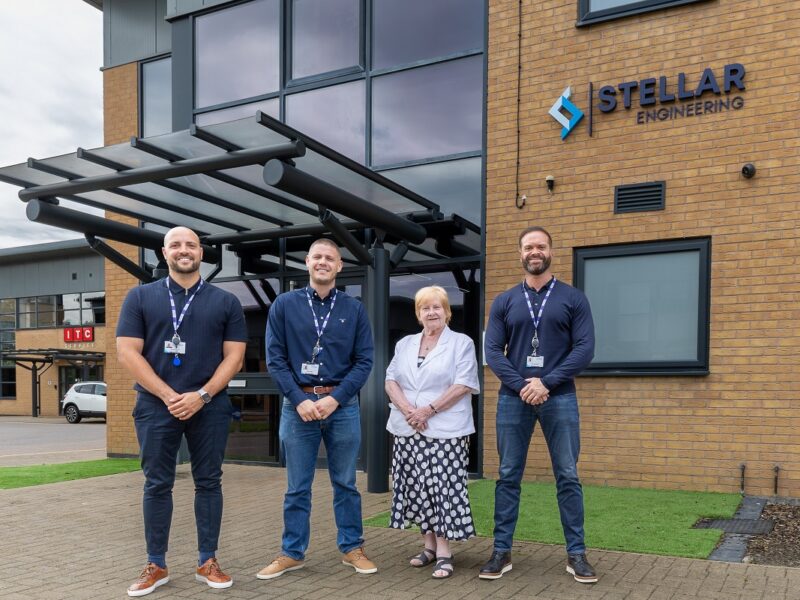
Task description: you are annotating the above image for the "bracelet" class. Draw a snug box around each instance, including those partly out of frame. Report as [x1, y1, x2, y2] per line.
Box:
[430, 404, 438, 414]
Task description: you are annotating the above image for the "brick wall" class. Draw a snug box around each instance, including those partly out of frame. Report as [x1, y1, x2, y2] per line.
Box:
[103, 62, 141, 456]
[485, 0, 800, 496]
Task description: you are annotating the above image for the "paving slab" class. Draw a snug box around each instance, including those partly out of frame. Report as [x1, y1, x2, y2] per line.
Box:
[0, 464, 798, 599]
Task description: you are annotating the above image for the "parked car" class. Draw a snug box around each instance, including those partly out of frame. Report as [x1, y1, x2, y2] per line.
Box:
[62, 381, 107, 423]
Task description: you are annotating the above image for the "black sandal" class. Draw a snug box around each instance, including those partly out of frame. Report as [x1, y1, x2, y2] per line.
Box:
[409, 548, 436, 567]
[432, 556, 454, 579]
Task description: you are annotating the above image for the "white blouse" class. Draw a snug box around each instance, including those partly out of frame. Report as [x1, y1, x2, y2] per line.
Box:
[385, 326, 479, 439]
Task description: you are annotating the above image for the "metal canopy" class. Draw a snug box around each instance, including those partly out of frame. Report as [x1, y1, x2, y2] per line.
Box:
[0, 112, 480, 271]
[2, 348, 106, 364]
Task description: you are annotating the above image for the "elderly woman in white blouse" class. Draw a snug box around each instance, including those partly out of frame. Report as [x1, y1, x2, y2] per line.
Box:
[385, 285, 480, 579]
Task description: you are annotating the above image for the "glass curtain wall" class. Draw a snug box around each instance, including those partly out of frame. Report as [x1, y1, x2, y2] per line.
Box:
[192, 0, 486, 226]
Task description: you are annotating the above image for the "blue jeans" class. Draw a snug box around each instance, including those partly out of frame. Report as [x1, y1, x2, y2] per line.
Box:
[133, 392, 232, 558]
[279, 398, 363, 560]
[494, 393, 585, 554]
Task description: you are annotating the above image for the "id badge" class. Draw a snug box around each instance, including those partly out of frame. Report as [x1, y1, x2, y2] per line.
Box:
[301, 362, 320, 376]
[526, 355, 544, 368]
[164, 340, 186, 354]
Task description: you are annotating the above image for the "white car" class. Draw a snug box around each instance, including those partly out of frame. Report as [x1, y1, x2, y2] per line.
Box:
[61, 381, 107, 423]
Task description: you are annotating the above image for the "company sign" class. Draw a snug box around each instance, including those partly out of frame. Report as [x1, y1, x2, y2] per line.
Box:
[64, 326, 94, 343]
[549, 63, 746, 139]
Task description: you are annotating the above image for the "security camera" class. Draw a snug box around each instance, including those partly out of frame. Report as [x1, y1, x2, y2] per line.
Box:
[545, 175, 555, 193]
[741, 163, 756, 179]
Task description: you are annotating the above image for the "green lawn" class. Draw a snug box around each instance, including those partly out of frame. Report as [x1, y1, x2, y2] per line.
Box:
[364, 479, 741, 558]
[0, 459, 141, 490]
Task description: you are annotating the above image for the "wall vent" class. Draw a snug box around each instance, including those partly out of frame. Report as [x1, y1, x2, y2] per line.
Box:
[614, 181, 665, 214]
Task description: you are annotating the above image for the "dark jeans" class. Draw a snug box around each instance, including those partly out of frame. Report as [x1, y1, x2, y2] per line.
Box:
[279, 398, 363, 560]
[133, 392, 232, 557]
[494, 392, 585, 554]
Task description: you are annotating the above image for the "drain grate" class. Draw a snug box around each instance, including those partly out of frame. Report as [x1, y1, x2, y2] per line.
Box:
[694, 518, 774, 535]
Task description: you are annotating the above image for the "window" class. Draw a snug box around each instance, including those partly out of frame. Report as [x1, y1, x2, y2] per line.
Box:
[290, 0, 360, 81]
[574, 238, 710, 375]
[577, 0, 708, 26]
[286, 80, 365, 163]
[82, 292, 106, 325]
[141, 57, 172, 137]
[195, 0, 280, 109]
[0, 299, 15, 398]
[59, 294, 82, 326]
[372, 0, 483, 70]
[18, 297, 37, 329]
[371, 56, 483, 166]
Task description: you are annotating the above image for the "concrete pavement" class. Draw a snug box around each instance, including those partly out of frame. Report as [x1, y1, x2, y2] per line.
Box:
[0, 416, 106, 466]
[0, 464, 798, 600]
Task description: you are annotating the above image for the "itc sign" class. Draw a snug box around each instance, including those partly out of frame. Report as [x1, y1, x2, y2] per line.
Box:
[64, 327, 94, 343]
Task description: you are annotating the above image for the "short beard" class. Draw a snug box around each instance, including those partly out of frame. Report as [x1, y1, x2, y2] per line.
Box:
[168, 259, 199, 274]
[522, 255, 551, 276]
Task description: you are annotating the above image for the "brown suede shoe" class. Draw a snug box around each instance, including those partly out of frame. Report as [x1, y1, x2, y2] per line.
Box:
[196, 557, 233, 589]
[127, 563, 169, 597]
[256, 555, 305, 580]
[342, 547, 378, 574]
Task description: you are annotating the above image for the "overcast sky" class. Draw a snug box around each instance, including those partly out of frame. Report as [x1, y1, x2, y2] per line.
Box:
[0, 1, 103, 249]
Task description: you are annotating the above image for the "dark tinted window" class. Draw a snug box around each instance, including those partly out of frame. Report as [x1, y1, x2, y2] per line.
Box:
[372, 56, 483, 165]
[373, 0, 483, 70]
[142, 57, 172, 137]
[286, 80, 366, 163]
[195, 0, 280, 108]
[291, 0, 360, 80]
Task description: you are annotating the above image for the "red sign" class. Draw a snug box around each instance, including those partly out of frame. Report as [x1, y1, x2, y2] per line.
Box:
[63, 327, 94, 343]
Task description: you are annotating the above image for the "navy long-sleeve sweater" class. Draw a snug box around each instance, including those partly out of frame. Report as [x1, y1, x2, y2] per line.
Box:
[485, 278, 595, 398]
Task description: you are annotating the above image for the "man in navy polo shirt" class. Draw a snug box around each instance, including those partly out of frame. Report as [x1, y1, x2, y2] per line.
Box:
[117, 226, 247, 597]
[481, 226, 597, 584]
[258, 238, 375, 580]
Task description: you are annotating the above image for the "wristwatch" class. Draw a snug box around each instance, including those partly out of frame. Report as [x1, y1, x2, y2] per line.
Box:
[198, 388, 212, 404]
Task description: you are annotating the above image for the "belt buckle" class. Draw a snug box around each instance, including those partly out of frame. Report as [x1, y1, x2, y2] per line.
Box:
[313, 385, 325, 397]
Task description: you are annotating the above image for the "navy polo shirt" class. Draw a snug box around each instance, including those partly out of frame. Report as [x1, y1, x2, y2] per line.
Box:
[266, 287, 373, 407]
[485, 278, 595, 398]
[116, 276, 248, 395]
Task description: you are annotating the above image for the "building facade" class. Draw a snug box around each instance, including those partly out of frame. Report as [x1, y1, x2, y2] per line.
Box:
[0, 240, 106, 416]
[42, 0, 800, 495]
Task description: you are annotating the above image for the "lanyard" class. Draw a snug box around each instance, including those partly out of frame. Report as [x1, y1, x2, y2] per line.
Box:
[305, 287, 337, 360]
[522, 278, 556, 353]
[166, 278, 203, 341]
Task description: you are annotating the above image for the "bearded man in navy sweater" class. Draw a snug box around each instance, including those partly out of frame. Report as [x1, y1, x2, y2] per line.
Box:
[480, 226, 598, 584]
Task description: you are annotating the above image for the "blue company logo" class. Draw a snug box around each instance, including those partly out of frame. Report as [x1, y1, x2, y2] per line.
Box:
[549, 87, 584, 140]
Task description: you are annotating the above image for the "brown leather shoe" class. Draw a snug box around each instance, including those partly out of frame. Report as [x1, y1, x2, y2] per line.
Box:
[196, 557, 233, 589]
[127, 563, 169, 597]
[256, 555, 305, 580]
[342, 547, 378, 574]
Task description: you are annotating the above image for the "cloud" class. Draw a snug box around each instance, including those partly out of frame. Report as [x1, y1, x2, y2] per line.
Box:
[0, 1, 103, 249]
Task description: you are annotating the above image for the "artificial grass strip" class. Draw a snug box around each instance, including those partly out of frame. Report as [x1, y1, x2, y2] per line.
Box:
[0, 459, 141, 490]
[365, 479, 741, 559]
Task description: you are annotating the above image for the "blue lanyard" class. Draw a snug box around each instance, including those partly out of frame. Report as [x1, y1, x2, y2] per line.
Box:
[305, 288, 337, 360]
[166, 278, 203, 342]
[522, 278, 556, 352]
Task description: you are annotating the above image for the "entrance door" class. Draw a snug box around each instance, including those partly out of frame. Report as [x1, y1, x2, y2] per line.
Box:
[58, 366, 80, 415]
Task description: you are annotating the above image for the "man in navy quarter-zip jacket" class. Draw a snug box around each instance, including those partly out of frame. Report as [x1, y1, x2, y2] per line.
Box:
[480, 225, 598, 584]
[117, 226, 247, 597]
